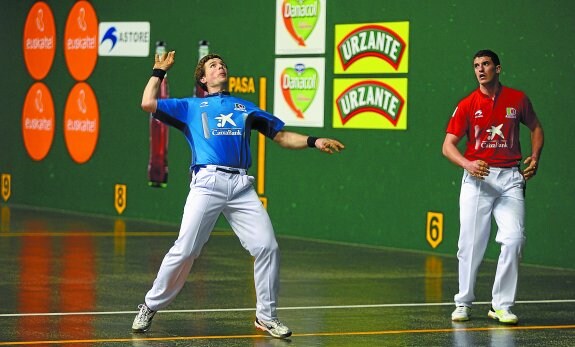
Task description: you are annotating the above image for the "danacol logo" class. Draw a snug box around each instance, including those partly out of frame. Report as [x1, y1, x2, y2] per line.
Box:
[281, 63, 318, 118]
[281, 0, 320, 46]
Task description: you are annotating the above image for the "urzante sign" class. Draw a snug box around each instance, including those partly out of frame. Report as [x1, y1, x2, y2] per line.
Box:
[334, 21, 409, 74]
[273, 58, 325, 127]
[333, 78, 408, 130]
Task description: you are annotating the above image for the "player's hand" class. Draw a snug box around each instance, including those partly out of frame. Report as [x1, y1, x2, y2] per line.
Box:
[154, 50, 175, 71]
[521, 156, 538, 181]
[315, 138, 345, 154]
[466, 160, 490, 180]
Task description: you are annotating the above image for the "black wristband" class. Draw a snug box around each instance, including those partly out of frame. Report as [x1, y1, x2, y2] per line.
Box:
[307, 136, 318, 148]
[152, 68, 166, 81]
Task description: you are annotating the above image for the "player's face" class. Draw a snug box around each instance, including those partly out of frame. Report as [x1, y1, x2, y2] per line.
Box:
[473, 56, 500, 86]
[201, 58, 228, 92]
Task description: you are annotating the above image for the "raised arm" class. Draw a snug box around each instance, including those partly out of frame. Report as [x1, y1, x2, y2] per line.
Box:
[273, 130, 345, 154]
[141, 51, 176, 113]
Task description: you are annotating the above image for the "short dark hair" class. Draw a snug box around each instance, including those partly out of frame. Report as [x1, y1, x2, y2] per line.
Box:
[473, 49, 500, 66]
[195, 53, 225, 91]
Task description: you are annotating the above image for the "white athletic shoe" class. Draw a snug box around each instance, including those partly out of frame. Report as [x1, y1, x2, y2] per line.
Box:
[488, 307, 518, 324]
[132, 304, 156, 333]
[254, 318, 292, 339]
[451, 306, 471, 321]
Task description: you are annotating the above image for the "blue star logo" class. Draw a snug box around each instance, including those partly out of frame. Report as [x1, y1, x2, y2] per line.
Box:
[101, 27, 117, 52]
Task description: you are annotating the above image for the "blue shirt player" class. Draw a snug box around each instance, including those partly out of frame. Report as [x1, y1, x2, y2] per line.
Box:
[132, 51, 345, 339]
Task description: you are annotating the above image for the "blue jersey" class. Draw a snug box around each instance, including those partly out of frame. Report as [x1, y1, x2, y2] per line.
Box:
[155, 92, 285, 170]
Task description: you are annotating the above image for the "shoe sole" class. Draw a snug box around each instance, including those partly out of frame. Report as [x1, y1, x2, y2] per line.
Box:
[254, 320, 292, 339]
[451, 316, 470, 322]
[488, 311, 518, 325]
[132, 326, 151, 333]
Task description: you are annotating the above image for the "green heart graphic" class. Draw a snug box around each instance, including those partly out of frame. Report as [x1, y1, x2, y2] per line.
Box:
[281, 66, 318, 117]
[283, 0, 320, 45]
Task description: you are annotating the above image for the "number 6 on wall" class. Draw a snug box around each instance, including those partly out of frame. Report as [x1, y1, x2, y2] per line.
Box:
[426, 211, 443, 249]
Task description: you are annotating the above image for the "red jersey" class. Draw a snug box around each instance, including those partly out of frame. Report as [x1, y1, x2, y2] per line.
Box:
[446, 85, 538, 167]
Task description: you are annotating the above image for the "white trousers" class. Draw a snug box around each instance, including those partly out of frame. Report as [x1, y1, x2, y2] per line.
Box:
[145, 165, 280, 321]
[455, 167, 526, 310]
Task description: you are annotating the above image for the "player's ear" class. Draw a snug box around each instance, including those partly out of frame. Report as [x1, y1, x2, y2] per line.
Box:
[495, 65, 501, 74]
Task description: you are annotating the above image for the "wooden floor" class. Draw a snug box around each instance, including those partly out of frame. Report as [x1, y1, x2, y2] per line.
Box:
[0, 205, 574, 346]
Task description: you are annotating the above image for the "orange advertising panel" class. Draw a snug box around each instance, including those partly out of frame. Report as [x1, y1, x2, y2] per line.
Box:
[23, 2, 56, 80]
[333, 78, 408, 130]
[64, 83, 99, 164]
[64, 1, 98, 81]
[22, 82, 55, 161]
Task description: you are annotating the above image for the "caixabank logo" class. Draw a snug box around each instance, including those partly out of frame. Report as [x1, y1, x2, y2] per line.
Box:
[334, 22, 409, 74]
[333, 78, 408, 130]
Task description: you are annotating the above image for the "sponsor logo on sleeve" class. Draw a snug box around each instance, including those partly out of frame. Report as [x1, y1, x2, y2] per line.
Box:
[505, 107, 517, 118]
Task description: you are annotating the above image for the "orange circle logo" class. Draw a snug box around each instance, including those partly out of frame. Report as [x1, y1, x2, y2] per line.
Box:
[64, 83, 99, 164]
[23, 2, 56, 80]
[22, 82, 55, 161]
[64, 1, 98, 81]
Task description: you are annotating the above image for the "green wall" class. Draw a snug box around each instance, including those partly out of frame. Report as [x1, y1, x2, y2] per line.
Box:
[1, 0, 574, 269]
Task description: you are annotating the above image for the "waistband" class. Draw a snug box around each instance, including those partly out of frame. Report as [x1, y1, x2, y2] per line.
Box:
[488, 166, 520, 171]
[192, 165, 246, 175]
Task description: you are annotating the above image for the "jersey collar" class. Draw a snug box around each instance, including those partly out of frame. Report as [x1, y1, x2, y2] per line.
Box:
[205, 91, 230, 98]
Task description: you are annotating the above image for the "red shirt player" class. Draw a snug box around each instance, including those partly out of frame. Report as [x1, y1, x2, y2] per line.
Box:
[443, 50, 544, 325]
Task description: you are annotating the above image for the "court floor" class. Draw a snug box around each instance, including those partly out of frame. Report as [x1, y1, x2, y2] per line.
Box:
[0, 205, 574, 346]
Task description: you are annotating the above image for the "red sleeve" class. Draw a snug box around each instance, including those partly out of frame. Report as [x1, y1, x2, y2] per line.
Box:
[521, 95, 538, 130]
[446, 100, 469, 138]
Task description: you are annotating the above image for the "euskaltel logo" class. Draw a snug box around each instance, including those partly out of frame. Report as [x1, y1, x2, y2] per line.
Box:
[337, 24, 406, 71]
[64, 1, 98, 81]
[280, 63, 318, 119]
[281, 0, 320, 46]
[23, 1, 56, 80]
[336, 80, 404, 126]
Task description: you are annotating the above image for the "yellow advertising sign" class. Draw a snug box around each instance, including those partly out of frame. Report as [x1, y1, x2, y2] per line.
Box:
[333, 78, 408, 129]
[114, 184, 127, 215]
[228, 76, 256, 94]
[334, 21, 409, 74]
[426, 211, 444, 249]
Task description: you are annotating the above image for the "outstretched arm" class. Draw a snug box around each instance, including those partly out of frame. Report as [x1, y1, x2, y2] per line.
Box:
[141, 51, 176, 113]
[273, 130, 345, 154]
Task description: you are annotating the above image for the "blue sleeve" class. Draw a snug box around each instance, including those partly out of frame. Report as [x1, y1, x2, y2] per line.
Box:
[154, 98, 192, 131]
[249, 108, 285, 139]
